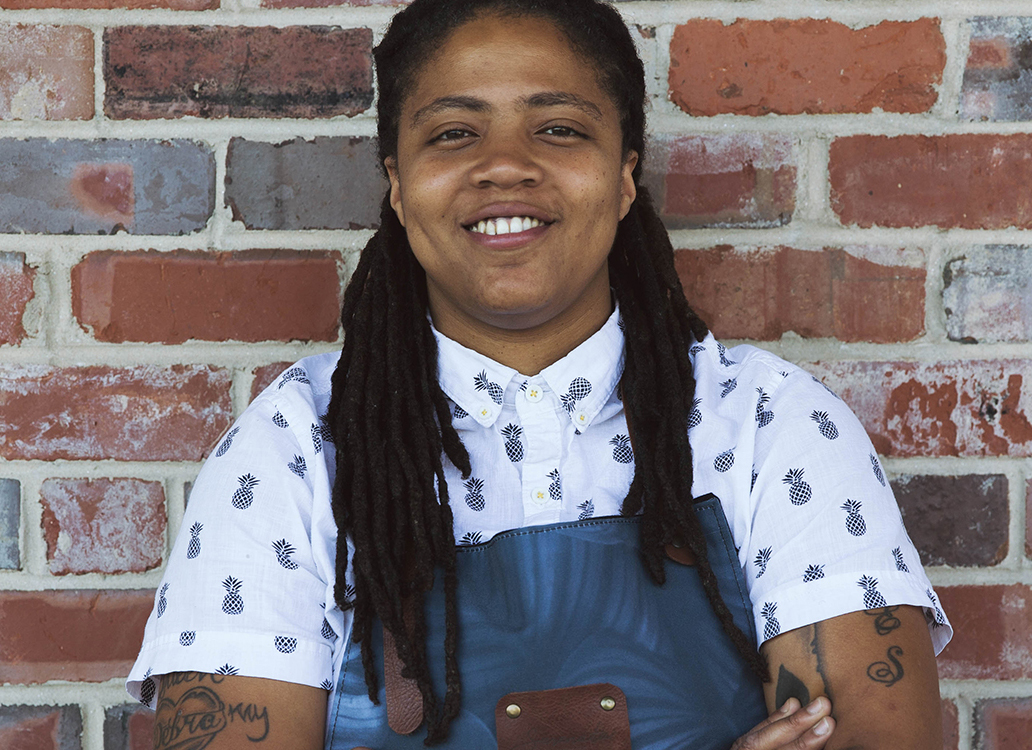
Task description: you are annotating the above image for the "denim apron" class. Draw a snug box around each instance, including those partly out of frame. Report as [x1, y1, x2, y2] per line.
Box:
[326, 495, 768, 749]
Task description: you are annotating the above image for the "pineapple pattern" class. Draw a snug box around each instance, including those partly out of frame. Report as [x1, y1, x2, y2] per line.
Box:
[318, 414, 333, 443]
[216, 427, 240, 457]
[803, 564, 825, 582]
[459, 531, 483, 545]
[926, 589, 947, 628]
[187, 523, 202, 559]
[810, 410, 840, 440]
[714, 448, 735, 473]
[858, 575, 888, 609]
[870, 453, 886, 486]
[321, 679, 334, 691]
[687, 398, 703, 429]
[453, 404, 469, 419]
[689, 344, 706, 356]
[311, 424, 323, 454]
[180, 631, 196, 646]
[560, 377, 592, 413]
[501, 424, 524, 462]
[272, 411, 289, 428]
[231, 474, 259, 509]
[321, 617, 339, 642]
[140, 669, 156, 705]
[578, 499, 595, 520]
[274, 636, 297, 654]
[464, 477, 486, 512]
[761, 602, 780, 639]
[717, 342, 736, 367]
[548, 469, 562, 502]
[222, 576, 244, 615]
[841, 500, 867, 536]
[754, 547, 772, 578]
[720, 378, 737, 398]
[893, 547, 909, 573]
[157, 583, 169, 618]
[474, 371, 504, 405]
[287, 455, 307, 478]
[610, 434, 633, 464]
[216, 664, 239, 676]
[278, 367, 310, 388]
[755, 388, 774, 427]
[273, 539, 299, 570]
[782, 469, 812, 506]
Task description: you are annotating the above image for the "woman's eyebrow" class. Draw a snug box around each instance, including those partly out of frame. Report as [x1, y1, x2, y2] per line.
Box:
[411, 95, 490, 126]
[409, 91, 604, 126]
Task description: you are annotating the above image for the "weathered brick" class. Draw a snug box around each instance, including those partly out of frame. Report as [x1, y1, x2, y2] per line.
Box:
[0, 25, 93, 120]
[935, 585, 1032, 680]
[943, 699, 959, 750]
[0, 479, 19, 570]
[0, 590, 152, 683]
[1026, 478, 1032, 559]
[976, 697, 1032, 749]
[669, 19, 944, 116]
[0, 252, 35, 345]
[891, 474, 1008, 566]
[263, 0, 403, 6]
[1, 0, 211, 6]
[72, 250, 342, 344]
[0, 365, 232, 461]
[804, 360, 1032, 457]
[962, 18, 1032, 122]
[251, 362, 294, 402]
[104, 26, 373, 120]
[41, 478, 165, 575]
[0, 139, 214, 235]
[0, 705, 82, 749]
[226, 137, 384, 230]
[675, 245, 924, 342]
[104, 704, 155, 750]
[643, 134, 796, 229]
[830, 135, 1032, 229]
[943, 246, 1032, 343]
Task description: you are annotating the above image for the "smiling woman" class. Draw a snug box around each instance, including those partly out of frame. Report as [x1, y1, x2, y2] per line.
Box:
[127, 1, 951, 749]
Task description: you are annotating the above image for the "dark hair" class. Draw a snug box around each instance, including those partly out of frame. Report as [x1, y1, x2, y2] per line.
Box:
[327, 0, 767, 743]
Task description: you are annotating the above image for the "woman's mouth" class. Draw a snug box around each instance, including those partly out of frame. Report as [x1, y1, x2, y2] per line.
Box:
[467, 216, 547, 235]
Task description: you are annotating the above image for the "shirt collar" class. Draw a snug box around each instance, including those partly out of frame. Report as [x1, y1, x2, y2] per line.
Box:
[432, 305, 625, 430]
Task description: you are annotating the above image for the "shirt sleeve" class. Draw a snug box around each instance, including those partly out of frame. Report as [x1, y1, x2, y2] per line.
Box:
[126, 366, 351, 706]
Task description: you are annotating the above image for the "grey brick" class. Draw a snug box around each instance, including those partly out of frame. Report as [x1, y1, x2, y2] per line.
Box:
[962, 17, 1032, 122]
[104, 704, 154, 750]
[0, 705, 82, 749]
[0, 478, 18, 570]
[943, 245, 1032, 343]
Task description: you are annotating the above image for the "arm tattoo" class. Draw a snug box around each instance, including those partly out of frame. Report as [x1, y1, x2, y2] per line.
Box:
[809, 624, 832, 702]
[155, 684, 271, 749]
[774, 664, 810, 710]
[866, 645, 904, 687]
[864, 606, 901, 636]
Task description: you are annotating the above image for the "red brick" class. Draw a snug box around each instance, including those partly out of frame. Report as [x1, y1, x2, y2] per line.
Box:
[72, 249, 342, 344]
[104, 26, 373, 120]
[942, 699, 959, 750]
[0, 705, 82, 749]
[976, 698, 1032, 749]
[0, 252, 35, 345]
[643, 134, 796, 228]
[675, 245, 924, 342]
[1, 0, 212, 6]
[0, 25, 93, 120]
[0, 365, 232, 461]
[804, 360, 1032, 457]
[0, 590, 152, 683]
[105, 704, 155, 750]
[251, 362, 294, 402]
[830, 135, 1032, 229]
[936, 585, 1032, 680]
[40, 478, 165, 575]
[669, 19, 944, 116]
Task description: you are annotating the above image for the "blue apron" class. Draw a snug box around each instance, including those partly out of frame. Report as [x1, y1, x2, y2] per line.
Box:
[327, 495, 768, 749]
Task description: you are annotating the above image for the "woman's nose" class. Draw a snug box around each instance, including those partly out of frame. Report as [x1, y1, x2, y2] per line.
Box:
[468, 136, 544, 189]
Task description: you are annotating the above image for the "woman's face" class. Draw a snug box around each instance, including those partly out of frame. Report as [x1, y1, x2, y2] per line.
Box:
[386, 12, 637, 341]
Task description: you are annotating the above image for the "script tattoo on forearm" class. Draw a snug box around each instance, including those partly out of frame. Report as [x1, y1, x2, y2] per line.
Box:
[866, 645, 904, 687]
[154, 684, 271, 749]
[864, 606, 902, 636]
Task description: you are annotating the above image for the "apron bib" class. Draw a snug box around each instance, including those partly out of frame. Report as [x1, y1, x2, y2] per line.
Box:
[327, 494, 767, 749]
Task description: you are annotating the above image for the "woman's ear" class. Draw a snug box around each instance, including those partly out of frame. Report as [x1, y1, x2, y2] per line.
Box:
[384, 157, 406, 227]
[619, 150, 638, 220]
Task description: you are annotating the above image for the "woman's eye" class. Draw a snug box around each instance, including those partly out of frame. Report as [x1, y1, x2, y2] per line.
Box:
[433, 129, 474, 143]
[541, 125, 583, 138]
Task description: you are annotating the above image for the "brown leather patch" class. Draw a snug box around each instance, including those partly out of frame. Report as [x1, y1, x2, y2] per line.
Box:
[496, 683, 631, 750]
[383, 625, 424, 735]
[665, 543, 697, 566]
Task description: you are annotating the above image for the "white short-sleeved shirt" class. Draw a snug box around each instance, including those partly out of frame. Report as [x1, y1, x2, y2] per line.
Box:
[127, 308, 952, 711]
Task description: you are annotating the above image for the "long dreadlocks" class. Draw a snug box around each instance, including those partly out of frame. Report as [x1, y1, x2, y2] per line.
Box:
[326, 0, 769, 743]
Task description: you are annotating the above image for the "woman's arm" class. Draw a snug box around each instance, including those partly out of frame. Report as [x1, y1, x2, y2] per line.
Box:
[153, 672, 327, 750]
[759, 605, 943, 750]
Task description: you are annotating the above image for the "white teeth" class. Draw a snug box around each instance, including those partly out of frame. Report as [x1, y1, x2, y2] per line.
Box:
[469, 216, 543, 235]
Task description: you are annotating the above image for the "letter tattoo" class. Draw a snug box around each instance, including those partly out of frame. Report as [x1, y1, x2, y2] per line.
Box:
[865, 606, 902, 636]
[867, 645, 904, 687]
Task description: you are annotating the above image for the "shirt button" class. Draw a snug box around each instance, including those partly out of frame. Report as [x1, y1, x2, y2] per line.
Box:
[525, 385, 544, 403]
[573, 410, 590, 428]
[475, 404, 498, 424]
[531, 487, 548, 505]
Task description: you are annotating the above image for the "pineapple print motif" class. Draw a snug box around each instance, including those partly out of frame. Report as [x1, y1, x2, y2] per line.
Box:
[687, 398, 702, 430]
[926, 589, 947, 628]
[156, 584, 169, 618]
[140, 669, 156, 705]
[560, 377, 592, 413]
[474, 371, 504, 405]
[717, 343, 736, 367]
[720, 378, 737, 398]
[610, 434, 633, 464]
[453, 404, 469, 420]
[751, 469, 758, 492]
[222, 576, 244, 615]
[464, 477, 486, 511]
[278, 367, 310, 388]
[274, 636, 297, 654]
[321, 616, 338, 643]
[311, 424, 323, 455]
[232, 474, 259, 509]
[180, 631, 196, 646]
[273, 539, 299, 570]
[811, 410, 839, 440]
[782, 469, 812, 506]
[870, 454, 886, 486]
[714, 448, 735, 473]
[186, 523, 202, 559]
[288, 455, 307, 478]
[689, 344, 705, 356]
[578, 499, 595, 520]
[761, 602, 781, 639]
[318, 414, 333, 444]
[216, 664, 239, 676]
[320, 679, 334, 691]
[273, 411, 289, 428]
[548, 469, 562, 502]
[754, 547, 772, 578]
[893, 547, 909, 573]
[755, 388, 774, 427]
[501, 424, 524, 462]
[216, 427, 240, 457]
[803, 564, 825, 582]
[858, 575, 888, 609]
[841, 500, 867, 536]
[459, 531, 483, 546]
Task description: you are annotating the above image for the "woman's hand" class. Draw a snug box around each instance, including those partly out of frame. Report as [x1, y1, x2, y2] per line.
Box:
[730, 697, 835, 750]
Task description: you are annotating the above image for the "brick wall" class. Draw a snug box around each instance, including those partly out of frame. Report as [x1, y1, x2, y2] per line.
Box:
[0, 1, 1029, 748]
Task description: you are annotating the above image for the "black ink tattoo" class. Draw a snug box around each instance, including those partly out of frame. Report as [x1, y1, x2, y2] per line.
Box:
[809, 624, 833, 702]
[229, 701, 271, 741]
[154, 684, 272, 749]
[162, 671, 226, 689]
[864, 606, 901, 635]
[774, 664, 810, 710]
[867, 645, 904, 687]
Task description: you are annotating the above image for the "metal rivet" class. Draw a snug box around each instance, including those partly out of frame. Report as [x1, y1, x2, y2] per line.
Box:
[671, 536, 685, 549]
[600, 697, 616, 711]
[506, 704, 521, 719]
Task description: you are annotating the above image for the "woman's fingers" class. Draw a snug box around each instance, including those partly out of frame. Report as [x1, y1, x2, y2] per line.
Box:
[731, 697, 835, 750]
